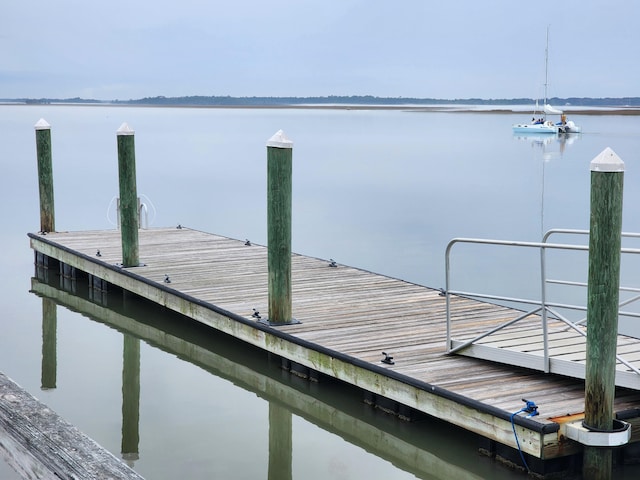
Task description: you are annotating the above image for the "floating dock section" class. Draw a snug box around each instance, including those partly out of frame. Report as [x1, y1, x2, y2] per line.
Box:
[29, 227, 640, 477]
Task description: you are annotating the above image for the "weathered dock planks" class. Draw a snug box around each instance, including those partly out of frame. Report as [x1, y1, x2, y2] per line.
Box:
[0, 372, 144, 479]
[28, 227, 640, 466]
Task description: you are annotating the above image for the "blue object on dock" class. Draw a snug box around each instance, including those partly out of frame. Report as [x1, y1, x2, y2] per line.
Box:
[511, 398, 539, 472]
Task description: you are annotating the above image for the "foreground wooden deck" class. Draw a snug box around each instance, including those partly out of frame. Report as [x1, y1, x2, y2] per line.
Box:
[28, 227, 640, 468]
[0, 371, 143, 479]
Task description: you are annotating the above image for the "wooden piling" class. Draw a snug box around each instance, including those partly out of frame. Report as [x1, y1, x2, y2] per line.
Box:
[583, 147, 625, 480]
[266, 130, 294, 323]
[35, 119, 55, 233]
[116, 123, 140, 267]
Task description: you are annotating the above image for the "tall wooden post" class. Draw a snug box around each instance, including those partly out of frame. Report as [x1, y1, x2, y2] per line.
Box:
[116, 123, 140, 267]
[35, 118, 55, 233]
[583, 147, 624, 480]
[267, 130, 293, 324]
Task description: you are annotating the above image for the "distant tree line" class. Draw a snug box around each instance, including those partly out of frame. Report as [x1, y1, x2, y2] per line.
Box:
[114, 95, 640, 107]
[121, 95, 499, 106]
[5, 95, 640, 107]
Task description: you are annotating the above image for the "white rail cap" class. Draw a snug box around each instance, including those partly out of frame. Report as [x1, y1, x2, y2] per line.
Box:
[117, 122, 135, 135]
[34, 118, 51, 130]
[591, 147, 624, 172]
[266, 129, 293, 148]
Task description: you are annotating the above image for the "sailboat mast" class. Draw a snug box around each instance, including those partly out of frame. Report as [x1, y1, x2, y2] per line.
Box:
[544, 26, 549, 108]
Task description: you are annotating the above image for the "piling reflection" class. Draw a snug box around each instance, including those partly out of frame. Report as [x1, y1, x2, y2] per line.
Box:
[31, 268, 492, 480]
[121, 334, 140, 466]
[268, 403, 292, 480]
[40, 298, 57, 390]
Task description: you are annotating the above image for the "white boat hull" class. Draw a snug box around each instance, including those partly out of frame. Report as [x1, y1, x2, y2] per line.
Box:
[512, 122, 559, 134]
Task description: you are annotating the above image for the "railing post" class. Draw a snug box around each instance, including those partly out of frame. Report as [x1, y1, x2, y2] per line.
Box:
[445, 241, 453, 351]
[583, 147, 624, 480]
[116, 123, 140, 267]
[35, 118, 55, 233]
[540, 241, 550, 372]
[266, 130, 294, 324]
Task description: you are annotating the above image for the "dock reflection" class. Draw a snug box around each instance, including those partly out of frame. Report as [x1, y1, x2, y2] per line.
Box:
[31, 271, 486, 480]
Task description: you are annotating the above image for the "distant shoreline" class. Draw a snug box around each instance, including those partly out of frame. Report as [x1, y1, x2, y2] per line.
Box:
[3, 102, 640, 115]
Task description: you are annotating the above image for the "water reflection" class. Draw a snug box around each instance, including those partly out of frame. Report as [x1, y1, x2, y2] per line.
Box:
[36, 269, 141, 466]
[268, 403, 292, 480]
[513, 132, 581, 162]
[122, 334, 140, 466]
[29, 267, 497, 480]
[40, 298, 57, 389]
[512, 132, 582, 243]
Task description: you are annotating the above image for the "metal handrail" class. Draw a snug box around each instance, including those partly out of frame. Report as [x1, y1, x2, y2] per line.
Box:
[139, 202, 148, 229]
[543, 228, 640, 243]
[445, 232, 640, 375]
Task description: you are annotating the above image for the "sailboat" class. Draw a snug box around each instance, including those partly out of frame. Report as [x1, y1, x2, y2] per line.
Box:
[512, 27, 581, 135]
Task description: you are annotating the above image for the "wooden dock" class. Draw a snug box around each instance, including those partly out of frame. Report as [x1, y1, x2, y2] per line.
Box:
[28, 227, 640, 473]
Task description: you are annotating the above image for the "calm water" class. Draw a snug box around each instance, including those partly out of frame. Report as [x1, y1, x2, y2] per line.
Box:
[2, 105, 640, 479]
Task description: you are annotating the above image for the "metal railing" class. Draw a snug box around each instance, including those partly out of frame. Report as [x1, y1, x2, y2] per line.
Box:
[116, 197, 149, 230]
[444, 230, 640, 375]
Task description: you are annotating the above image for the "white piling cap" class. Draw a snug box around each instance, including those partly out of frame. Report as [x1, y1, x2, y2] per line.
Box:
[591, 147, 624, 172]
[117, 122, 135, 135]
[34, 118, 51, 130]
[266, 129, 293, 148]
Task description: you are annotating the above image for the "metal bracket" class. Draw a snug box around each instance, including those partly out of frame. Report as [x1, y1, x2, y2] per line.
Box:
[564, 419, 631, 447]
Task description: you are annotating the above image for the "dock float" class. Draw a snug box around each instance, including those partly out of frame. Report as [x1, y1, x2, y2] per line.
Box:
[29, 227, 640, 477]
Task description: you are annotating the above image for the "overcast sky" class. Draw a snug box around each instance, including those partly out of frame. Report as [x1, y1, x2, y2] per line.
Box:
[2, 1, 637, 100]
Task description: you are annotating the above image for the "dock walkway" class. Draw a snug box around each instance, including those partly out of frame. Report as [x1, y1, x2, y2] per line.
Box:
[28, 227, 640, 466]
